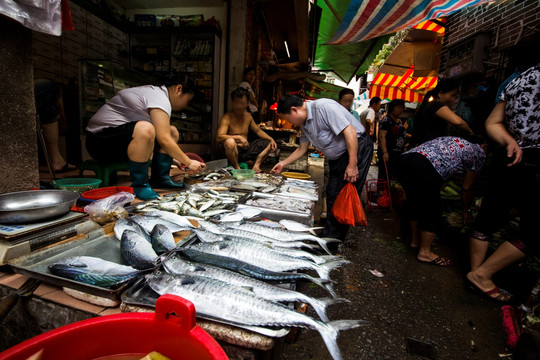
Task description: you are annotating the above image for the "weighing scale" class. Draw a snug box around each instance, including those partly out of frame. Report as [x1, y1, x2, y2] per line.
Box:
[0, 212, 101, 265]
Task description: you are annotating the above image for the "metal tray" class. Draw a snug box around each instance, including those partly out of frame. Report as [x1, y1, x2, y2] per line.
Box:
[8, 229, 136, 300]
[236, 192, 314, 226]
[122, 273, 289, 338]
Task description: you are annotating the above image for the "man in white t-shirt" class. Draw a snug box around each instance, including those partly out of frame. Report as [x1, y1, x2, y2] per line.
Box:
[359, 97, 381, 142]
[85, 75, 205, 200]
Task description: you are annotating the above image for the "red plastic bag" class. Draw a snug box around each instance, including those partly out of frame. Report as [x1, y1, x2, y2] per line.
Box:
[332, 183, 368, 226]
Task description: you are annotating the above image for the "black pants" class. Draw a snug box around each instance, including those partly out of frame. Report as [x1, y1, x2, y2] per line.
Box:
[472, 148, 540, 254]
[398, 152, 443, 233]
[323, 133, 373, 240]
[377, 148, 401, 181]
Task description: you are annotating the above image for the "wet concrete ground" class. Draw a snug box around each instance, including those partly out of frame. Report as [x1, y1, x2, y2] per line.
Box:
[280, 164, 509, 360]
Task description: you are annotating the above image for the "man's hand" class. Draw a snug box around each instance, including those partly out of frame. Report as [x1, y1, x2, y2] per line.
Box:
[237, 136, 249, 148]
[344, 162, 359, 182]
[382, 152, 389, 163]
[270, 162, 285, 174]
[506, 141, 523, 167]
[270, 140, 278, 152]
[187, 160, 206, 172]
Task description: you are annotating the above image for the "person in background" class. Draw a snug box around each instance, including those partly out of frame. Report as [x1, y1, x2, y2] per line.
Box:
[378, 99, 407, 180]
[338, 88, 360, 121]
[238, 67, 260, 124]
[34, 79, 76, 173]
[217, 87, 277, 173]
[359, 97, 381, 143]
[399, 136, 486, 266]
[271, 95, 372, 242]
[412, 79, 474, 146]
[85, 75, 205, 200]
[467, 64, 540, 302]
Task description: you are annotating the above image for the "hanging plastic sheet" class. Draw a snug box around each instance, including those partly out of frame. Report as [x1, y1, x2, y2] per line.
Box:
[0, 0, 62, 35]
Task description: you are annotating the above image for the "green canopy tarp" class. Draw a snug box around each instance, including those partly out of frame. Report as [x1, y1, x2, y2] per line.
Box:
[305, 78, 347, 100]
[314, 0, 391, 83]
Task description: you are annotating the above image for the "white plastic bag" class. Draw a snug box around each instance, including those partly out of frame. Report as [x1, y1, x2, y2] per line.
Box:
[0, 0, 62, 35]
[84, 192, 135, 225]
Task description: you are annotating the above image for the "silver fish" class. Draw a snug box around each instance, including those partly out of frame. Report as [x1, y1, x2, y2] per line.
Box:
[279, 219, 324, 235]
[121, 230, 158, 270]
[226, 222, 340, 255]
[131, 215, 190, 234]
[150, 224, 176, 254]
[163, 255, 348, 322]
[141, 210, 195, 228]
[188, 240, 347, 280]
[202, 209, 232, 217]
[114, 218, 150, 242]
[218, 212, 244, 222]
[260, 185, 277, 193]
[236, 207, 262, 219]
[194, 229, 224, 243]
[49, 256, 139, 288]
[147, 272, 367, 360]
[199, 199, 216, 212]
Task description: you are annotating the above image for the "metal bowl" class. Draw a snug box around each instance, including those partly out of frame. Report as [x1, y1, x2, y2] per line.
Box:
[0, 190, 79, 224]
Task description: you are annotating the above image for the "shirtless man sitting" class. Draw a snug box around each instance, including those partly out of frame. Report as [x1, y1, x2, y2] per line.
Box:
[217, 87, 277, 173]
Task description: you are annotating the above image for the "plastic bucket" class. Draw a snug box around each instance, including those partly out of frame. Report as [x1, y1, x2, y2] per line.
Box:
[0, 295, 228, 360]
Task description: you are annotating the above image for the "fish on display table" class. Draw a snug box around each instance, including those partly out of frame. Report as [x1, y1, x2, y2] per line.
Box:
[178, 248, 334, 293]
[114, 217, 150, 242]
[49, 256, 140, 287]
[147, 272, 367, 360]
[121, 230, 158, 270]
[150, 224, 176, 255]
[162, 255, 347, 322]
[188, 240, 347, 281]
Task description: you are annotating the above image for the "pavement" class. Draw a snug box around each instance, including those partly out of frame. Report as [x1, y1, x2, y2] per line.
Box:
[280, 164, 510, 360]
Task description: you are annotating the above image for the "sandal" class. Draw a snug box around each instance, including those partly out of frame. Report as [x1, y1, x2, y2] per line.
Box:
[466, 279, 512, 303]
[417, 256, 453, 267]
[54, 163, 76, 173]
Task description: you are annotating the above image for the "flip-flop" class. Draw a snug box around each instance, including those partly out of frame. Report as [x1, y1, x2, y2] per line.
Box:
[417, 256, 453, 267]
[465, 279, 512, 303]
[53, 164, 76, 173]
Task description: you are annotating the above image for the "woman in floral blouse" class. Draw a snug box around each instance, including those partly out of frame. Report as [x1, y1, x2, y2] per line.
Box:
[399, 136, 487, 266]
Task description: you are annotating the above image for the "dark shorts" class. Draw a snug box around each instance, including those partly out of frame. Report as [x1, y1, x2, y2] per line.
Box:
[219, 138, 270, 162]
[398, 152, 443, 233]
[86, 122, 139, 163]
[34, 79, 60, 124]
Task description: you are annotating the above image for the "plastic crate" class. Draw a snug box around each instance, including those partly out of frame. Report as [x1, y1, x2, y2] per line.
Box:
[81, 186, 134, 201]
[52, 178, 102, 194]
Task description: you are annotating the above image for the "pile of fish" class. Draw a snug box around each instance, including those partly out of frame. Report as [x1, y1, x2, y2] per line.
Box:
[245, 195, 313, 214]
[144, 219, 365, 360]
[230, 179, 279, 193]
[276, 181, 319, 201]
[135, 190, 244, 219]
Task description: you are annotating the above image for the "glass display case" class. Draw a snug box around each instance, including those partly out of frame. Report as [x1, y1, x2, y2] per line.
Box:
[78, 59, 154, 132]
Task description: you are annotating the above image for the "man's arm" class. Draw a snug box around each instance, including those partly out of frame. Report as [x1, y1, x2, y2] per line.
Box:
[249, 118, 277, 151]
[271, 141, 309, 174]
[343, 124, 359, 182]
[216, 114, 248, 146]
[150, 108, 205, 170]
[378, 129, 389, 162]
[485, 101, 522, 166]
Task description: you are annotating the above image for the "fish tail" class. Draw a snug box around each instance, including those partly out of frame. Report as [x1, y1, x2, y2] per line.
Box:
[304, 274, 333, 290]
[315, 320, 369, 360]
[308, 297, 346, 322]
[315, 259, 350, 280]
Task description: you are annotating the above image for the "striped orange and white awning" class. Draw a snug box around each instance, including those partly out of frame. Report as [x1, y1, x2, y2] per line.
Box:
[412, 17, 446, 34]
[369, 65, 438, 102]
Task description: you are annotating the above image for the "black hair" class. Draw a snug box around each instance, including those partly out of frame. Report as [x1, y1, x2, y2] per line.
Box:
[369, 97, 381, 106]
[338, 88, 355, 100]
[231, 87, 250, 101]
[420, 78, 459, 108]
[243, 67, 255, 77]
[161, 74, 195, 93]
[388, 99, 405, 113]
[277, 94, 303, 114]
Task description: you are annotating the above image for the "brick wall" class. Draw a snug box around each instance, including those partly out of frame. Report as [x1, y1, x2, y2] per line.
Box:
[32, 1, 129, 84]
[440, 0, 540, 79]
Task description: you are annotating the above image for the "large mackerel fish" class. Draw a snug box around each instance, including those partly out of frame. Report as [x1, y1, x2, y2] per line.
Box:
[188, 239, 347, 281]
[178, 248, 334, 293]
[224, 222, 341, 254]
[147, 272, 367, 360]
[163, 255, 347, 322]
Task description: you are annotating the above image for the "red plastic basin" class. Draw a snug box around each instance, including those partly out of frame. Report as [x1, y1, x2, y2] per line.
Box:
[0, 295, 228, 360]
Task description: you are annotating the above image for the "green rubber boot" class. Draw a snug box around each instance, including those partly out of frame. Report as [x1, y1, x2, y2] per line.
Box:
[149, 152, 184, 189]
[129, 160, 159, 200]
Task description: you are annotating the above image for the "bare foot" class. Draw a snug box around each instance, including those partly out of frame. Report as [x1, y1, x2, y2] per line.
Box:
[417, 251, 452, 266]
[466, 271, 511, 301]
